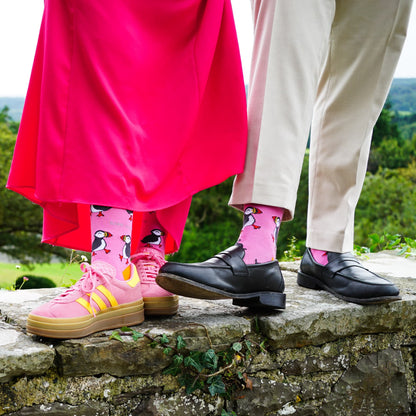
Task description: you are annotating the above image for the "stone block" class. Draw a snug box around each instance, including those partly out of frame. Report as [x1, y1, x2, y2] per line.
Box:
[0, 323, 54, 383]
[319, 348, 410, 415]
[234, 377, 301, 415]
[260, 272, 416, 348]
[7, 402, 109, 416]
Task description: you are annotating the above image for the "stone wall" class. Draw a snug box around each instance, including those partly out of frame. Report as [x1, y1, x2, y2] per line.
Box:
[0, 252, 416, 416]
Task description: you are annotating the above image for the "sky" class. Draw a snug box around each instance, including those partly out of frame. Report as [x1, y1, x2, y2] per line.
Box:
[0, 0, 415, 97]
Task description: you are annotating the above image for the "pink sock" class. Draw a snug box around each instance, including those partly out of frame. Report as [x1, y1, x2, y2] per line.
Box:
[137, 211, 166, 255]
[310, 248, 329, 266]
[237, 204, 284, 264]
[90, 205, 133, 281]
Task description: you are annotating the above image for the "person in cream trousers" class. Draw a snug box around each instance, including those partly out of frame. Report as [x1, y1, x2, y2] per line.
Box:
[157, 0, 413, 309]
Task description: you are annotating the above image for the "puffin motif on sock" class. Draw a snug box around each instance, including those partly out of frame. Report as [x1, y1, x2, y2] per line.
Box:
[91, 205, 112, 217]
[141, 229, 165, 247]
[92, 230, 112, 255]
[237, 205, 285, 265]
[243, 207, 262, 229]
[272, 216, 281, 243]
[120, 235, 131, 263]
[126, 210, 133, 221]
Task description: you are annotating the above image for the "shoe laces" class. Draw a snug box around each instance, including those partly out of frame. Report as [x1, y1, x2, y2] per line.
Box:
[131, 249, 165, 283]
[53, 262, 111, 316]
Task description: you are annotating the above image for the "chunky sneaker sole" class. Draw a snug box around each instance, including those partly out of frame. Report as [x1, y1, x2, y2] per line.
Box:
[27, 261, 145, 339]
[27, 300, 144, 339]
[143, 295, 179, 316]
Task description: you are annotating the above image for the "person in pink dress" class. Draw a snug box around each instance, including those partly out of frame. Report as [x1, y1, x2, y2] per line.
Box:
[7, 0, 247, 338]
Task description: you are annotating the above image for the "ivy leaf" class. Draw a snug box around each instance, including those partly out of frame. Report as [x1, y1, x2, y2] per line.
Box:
[203, 349, 218, 370]
[159, 334, 170, 344]
[232, 342, 242, 352]
[176, 335, 186, 350]
[121, 326, 132, 332]
[173, 354, 184, 366]
[163, 365, 181, 376]
[207, 375, 226, 396]
[132, 331, 144, 341]
[163, 347, 173, 355]
[109, 331, 123, 342]
[184, 352, 204, 372]
[179, 374, 204, 394]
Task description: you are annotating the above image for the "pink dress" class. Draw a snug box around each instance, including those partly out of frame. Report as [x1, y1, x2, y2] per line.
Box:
[7, 0, 247, 255]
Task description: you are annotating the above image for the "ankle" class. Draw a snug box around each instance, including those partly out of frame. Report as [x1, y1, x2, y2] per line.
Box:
[310, 248, 328, 266]
[237, 204, 284, 264]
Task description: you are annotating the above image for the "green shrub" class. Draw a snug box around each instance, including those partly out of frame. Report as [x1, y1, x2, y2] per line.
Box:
[14, 275, 57, 290]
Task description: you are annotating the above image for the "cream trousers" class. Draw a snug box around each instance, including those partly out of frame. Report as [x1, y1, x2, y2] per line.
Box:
[230, 0, 413, 252]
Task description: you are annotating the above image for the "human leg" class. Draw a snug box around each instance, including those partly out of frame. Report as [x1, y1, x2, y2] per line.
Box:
[307, 0, 413, 253]
[27, 206, 144, 339]
[298, 0, 412, 303]
[156, 0, 336, 308]
[229, 0, 334, 264]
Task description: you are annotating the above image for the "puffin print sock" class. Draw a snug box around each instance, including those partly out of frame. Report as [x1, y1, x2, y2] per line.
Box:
[237, 204, 285, 264]
[90, 205, 133, 281]
[310, 248, 329, 266]
[137, 211, 166, 255]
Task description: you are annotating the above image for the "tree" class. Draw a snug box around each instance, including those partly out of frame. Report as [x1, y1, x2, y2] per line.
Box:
[367, 103, 416, 173]
[0, 107, 67, 265]
[355, 165, 416, 246]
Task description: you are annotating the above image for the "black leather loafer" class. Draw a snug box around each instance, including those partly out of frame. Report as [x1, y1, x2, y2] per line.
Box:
[297, 248, 401, 305]
[156, 245, 286, 310]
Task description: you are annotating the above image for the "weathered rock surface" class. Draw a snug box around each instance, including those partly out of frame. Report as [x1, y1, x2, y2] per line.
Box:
[0, 252, 415, 415]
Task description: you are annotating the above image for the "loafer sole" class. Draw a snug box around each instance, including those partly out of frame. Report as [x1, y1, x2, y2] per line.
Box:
[157, 272, 286, 310]
[297, 271, 401, 305]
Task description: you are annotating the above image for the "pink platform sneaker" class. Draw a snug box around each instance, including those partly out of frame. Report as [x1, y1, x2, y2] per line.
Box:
[26, 261, 144, 339]
[131, 247, 178, 316]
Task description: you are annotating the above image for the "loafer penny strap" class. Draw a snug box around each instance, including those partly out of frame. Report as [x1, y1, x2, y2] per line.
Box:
[326, 256, 369, 278]
[214, 251, 248, 277]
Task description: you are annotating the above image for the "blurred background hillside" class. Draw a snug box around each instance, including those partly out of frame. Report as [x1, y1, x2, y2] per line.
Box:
[1, 78, 415, 268]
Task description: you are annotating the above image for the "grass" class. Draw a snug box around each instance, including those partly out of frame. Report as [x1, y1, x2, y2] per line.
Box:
[0, 261, 82, 290]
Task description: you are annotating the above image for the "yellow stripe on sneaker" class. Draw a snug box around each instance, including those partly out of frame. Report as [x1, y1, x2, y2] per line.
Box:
[96, 285, 118, 307]
[76, 297, 97, 315]
[125, 265, 140, 288]
[90, 292, 107, 311]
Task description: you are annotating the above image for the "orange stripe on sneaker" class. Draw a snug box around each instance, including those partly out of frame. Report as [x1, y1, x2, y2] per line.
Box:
[126, 266, 140, 288]
[76, 297, 97, 315]
[97, 285, 118, 307]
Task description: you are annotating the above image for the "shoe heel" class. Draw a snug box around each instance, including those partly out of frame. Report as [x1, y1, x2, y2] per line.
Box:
[233, 292, 286, 310]
[297, 271, 321, 290]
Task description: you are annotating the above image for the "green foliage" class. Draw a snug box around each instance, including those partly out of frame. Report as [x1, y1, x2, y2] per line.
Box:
[0, 107, 68, 265]
[387, 78, 416, 113]
[355, 167, 416, 247]
[282, 236, 302, 261]
[110, 326, 266, 403]
[354, 232, 416, 258]
[14, 275, 56, 290]
[368, 103, 416, 173]
[371, 103, 402, 148]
